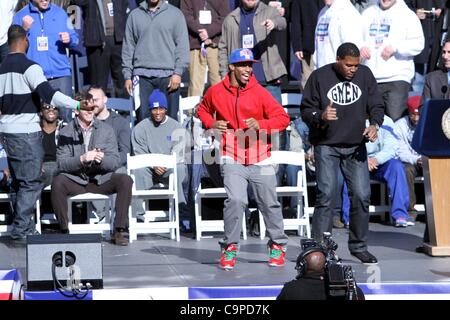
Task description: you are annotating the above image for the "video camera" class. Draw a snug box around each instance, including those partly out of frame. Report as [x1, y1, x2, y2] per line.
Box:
[296, 232, 359, 300]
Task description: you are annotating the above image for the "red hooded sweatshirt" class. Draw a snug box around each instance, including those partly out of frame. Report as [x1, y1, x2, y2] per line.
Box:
[197, 74, 289, 165]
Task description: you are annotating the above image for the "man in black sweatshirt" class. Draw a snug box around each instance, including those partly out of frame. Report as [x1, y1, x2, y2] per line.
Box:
[300, 42, 384, 265]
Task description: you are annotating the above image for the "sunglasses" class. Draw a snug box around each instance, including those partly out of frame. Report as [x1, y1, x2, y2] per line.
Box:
[42, 105, 58, 110]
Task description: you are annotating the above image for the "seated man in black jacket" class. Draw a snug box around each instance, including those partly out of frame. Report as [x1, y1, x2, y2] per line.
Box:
[51, 91, 133, 245]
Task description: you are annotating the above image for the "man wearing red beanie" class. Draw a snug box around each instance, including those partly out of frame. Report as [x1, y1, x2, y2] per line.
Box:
[394, 95, 423, 218]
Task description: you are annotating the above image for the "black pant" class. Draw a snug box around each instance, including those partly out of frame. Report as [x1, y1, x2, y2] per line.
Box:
[403, 162, 422, 210]
[51, 173, 133, 230]
[137, 75, 180, 123]
[377, 81, 411, 122]
[86, 36, 127, 98]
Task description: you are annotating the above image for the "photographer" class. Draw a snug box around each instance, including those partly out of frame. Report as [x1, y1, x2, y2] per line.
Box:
[277, 236, 365, 300]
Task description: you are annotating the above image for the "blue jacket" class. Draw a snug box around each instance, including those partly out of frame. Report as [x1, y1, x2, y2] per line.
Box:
[13, 3, 78, 79]
[366, 115, 399, 165]
[394, 115, 421, 165]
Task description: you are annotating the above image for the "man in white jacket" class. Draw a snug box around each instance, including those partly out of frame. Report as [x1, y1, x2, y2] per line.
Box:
[314, 0, 364, 69]
[360, 0, 424, 121]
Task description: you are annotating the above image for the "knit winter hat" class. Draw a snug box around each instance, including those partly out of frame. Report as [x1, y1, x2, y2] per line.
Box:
[407, 96, 422, 114]
[148, 89, 168, 109]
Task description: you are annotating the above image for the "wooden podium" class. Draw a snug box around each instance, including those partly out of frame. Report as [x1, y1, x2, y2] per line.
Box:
[412, 99, 450, 256]
[422, 158, 450, 256]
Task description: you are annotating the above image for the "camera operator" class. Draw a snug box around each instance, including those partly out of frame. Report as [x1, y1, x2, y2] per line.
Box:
[277, 245, 329, 300]
[277, 237, 365, 300]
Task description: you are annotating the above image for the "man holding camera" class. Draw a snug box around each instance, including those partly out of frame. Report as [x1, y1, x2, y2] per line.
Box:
[277, 237, 365, 300]
[277, 243, 329, 300]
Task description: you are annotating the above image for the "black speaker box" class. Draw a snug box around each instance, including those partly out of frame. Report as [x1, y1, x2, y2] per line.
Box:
[26, 234, 103, 291]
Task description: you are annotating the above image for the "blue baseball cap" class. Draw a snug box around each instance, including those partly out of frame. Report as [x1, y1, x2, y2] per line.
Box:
[229, 48, 257, 64]
[148, 89, 168, 109]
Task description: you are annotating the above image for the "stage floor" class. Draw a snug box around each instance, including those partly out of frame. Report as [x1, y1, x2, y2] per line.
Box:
[2, 218, 450, 299]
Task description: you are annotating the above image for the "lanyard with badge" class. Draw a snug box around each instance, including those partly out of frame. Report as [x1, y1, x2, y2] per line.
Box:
[241, 8, 254, 49]
[37, 12, 49, 52]
[199, 0, 211, 25]
[199, 0, 211, 57]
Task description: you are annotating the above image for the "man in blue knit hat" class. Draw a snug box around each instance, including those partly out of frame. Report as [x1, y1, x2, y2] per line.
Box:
[131, 89, 189, 209]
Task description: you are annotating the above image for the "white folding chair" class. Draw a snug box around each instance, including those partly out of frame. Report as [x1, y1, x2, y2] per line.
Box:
[0, 193, 13, 236]
[67, 193, 114, 236]
[281, 93, 303, 121]
[36, 185, 57, 228]
[281, 93, 302, 106]
[178, 96, 201, 123]
[194, 184, 247, 241]
[0, 192, 42, 236]
[257, 150, 311, 239]
[127, 153, 180, 242]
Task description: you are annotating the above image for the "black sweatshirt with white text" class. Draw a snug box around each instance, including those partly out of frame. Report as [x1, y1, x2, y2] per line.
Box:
[300, 63, 384, 146]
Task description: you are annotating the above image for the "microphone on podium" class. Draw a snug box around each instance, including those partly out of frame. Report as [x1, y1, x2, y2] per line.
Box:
[441, 85, 449, 99]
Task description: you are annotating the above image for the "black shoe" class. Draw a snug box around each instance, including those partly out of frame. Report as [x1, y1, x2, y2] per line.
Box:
[408, 209, 418, 221]
[10, 234, 26, 240]
[111, 231, 129, 246]
[415, 246, 425, 253]
[10, 230, 40, 240]
[351, 251, 378, 265]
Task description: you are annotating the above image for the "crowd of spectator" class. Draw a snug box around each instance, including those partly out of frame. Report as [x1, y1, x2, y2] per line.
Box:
[0, 0, 446, 250]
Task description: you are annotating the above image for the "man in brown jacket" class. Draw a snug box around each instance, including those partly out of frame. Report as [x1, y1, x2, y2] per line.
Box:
[218, 0, 287, 103]
[180, 0, 229, 97]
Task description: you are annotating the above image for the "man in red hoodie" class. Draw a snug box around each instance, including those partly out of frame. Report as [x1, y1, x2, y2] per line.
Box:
[197, 48, 290, 270]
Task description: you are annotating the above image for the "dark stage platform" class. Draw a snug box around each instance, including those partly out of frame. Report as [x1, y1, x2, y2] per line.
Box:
[2, 217, 450, 300]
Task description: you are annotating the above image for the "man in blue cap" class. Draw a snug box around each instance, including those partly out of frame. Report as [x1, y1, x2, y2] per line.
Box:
[198, 48, 290, 270]
[131, 89, 188, 210]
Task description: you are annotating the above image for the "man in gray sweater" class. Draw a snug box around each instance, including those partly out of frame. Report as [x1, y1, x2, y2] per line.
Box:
[131, 89, 188, 205]
[122, 0, 190, 123]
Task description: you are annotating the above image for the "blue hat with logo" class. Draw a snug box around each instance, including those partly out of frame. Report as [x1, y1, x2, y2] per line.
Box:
[148, 89, 168, 109]
[229, 48, 257, 64]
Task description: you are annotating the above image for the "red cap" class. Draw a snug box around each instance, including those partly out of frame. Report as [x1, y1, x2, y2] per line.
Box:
[407, 96, 422, 114]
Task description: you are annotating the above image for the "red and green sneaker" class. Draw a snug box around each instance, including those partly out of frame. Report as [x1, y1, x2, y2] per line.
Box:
[219, 244, 238, 270]
[268, 243, 286, 267]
